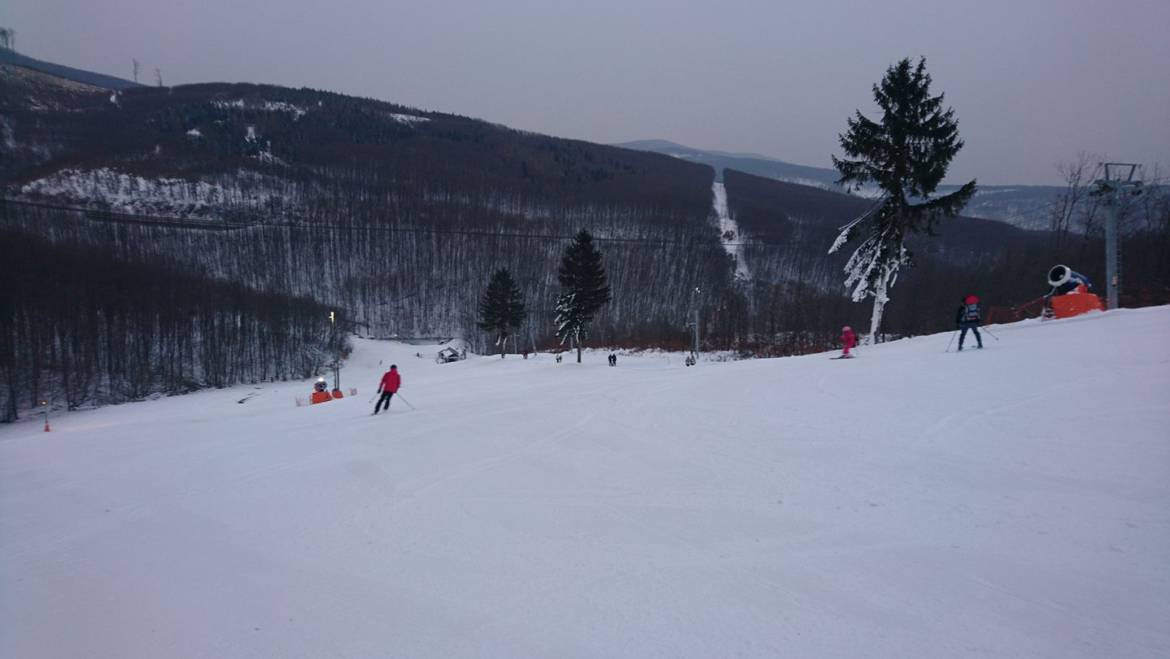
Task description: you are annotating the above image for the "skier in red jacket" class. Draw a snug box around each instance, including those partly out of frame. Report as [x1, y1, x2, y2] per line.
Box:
[840, 326, 857, 358]
[373, 365, 401, 415]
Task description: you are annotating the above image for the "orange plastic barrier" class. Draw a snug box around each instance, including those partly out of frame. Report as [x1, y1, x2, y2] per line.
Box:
[310, 391, 333, 404]
[331, 389, 344, 399]
[1051, 286, 1104, 319]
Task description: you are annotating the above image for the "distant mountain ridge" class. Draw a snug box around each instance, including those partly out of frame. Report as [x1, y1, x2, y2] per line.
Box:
[616, 139, 1066, 231]
[0, 46, 141, 90]
[617, 139, 839, 187]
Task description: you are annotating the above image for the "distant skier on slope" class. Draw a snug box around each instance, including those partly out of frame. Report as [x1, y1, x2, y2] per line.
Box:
[955, 295, 983, 351]
[373, 365, 401, 415]
[840, 326, 857, 358]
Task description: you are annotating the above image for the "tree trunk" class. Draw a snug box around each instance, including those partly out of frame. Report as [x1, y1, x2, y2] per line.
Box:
[575, 330, 582, 363]
[867, 261, 894, 344]
[868, 295, 886, 344]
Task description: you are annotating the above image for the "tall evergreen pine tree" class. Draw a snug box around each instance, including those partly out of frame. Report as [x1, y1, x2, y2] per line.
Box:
[477, 268, 526, 358]
[555, 230, 611, 363]
[830, 57, 977, 342]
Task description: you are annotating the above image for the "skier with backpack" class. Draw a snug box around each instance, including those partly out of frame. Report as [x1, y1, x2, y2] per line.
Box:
[955, 295, 983, 351]
[373, 365, 401, 415]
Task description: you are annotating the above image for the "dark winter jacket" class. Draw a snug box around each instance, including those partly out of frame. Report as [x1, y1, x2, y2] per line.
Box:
[379, 369, 401, 393]
[956, 297, 982, 327]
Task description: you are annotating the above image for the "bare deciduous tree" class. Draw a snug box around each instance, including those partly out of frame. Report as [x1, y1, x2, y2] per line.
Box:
[1049, 153, 1102, 245]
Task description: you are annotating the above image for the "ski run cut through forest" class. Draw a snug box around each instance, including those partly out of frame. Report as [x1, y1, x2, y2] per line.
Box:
[2, 307, 1169, 658]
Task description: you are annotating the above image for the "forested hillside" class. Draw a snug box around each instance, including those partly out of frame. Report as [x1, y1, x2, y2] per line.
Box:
[1, 72, 731, 344]
[1, 230, 344, 421]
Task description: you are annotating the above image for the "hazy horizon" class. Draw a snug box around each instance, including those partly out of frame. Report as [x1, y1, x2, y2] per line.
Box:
[4, 0, 1168, 185]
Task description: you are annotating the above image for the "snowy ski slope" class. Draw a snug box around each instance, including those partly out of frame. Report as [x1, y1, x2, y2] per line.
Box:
[2, 308, 1168, 658]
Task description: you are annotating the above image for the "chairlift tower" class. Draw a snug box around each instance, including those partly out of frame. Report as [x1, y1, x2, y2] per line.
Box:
[1091, 163, 1143, 310]
[688, 287, 701, 359]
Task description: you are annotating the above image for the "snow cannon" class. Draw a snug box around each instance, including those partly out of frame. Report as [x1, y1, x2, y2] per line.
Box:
[1047, 265, 1092, 294]
[1046, 264, 1104, 319]
[310, 377, 332, 404]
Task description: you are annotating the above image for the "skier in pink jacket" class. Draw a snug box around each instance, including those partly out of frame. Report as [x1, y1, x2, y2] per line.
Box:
[840, 326, 857, 358]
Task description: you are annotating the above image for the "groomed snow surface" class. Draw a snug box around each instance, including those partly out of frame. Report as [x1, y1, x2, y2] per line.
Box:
[3, 308, 1169, 658]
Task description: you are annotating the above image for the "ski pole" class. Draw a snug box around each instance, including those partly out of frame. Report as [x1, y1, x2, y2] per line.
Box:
[945, 331, 957, 353]
[981, 326, 1000, 341]
[396, 394, 416, 411]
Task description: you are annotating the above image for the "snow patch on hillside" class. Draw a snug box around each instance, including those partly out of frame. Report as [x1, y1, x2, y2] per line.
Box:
[0, 115, 15, 150]
[211, 99, 307, 120]
[19, 167, 295, 218]
[254, 150, 287, 167]
[712, 181, 751, 280]
[390, 113, 429, 125]
[262, 101, 307, 120]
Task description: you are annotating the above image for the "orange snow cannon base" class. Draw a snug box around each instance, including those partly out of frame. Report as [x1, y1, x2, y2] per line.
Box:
[330, 389, 344, 399]
[1051, 284, 1105, 319]
[310, 391, 333, 404]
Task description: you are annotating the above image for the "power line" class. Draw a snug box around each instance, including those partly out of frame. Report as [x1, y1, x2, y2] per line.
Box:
[2, 196, 814, 248]
[266, 221, 807, 247]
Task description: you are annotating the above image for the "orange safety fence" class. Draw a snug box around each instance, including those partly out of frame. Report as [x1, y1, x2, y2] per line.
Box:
[986, 297, 1047, 325]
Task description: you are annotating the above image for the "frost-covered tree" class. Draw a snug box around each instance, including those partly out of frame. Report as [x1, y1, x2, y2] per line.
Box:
[829, 57, 976, 342]
[477, 268, 526, 358]
[555, 230, 611, 363]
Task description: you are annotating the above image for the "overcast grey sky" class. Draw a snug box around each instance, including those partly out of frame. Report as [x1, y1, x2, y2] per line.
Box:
[5, 0, 1168, 184]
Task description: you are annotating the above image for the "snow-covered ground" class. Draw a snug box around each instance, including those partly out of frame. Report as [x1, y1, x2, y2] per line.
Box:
[2, 308, 1169, 658]
[712, 181, 751, 281]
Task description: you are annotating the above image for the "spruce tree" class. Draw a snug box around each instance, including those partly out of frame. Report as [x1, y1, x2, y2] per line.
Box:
[555, 230, 611, 363]
[477, 268, 526, 358]
[830, 57, 977, 342]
